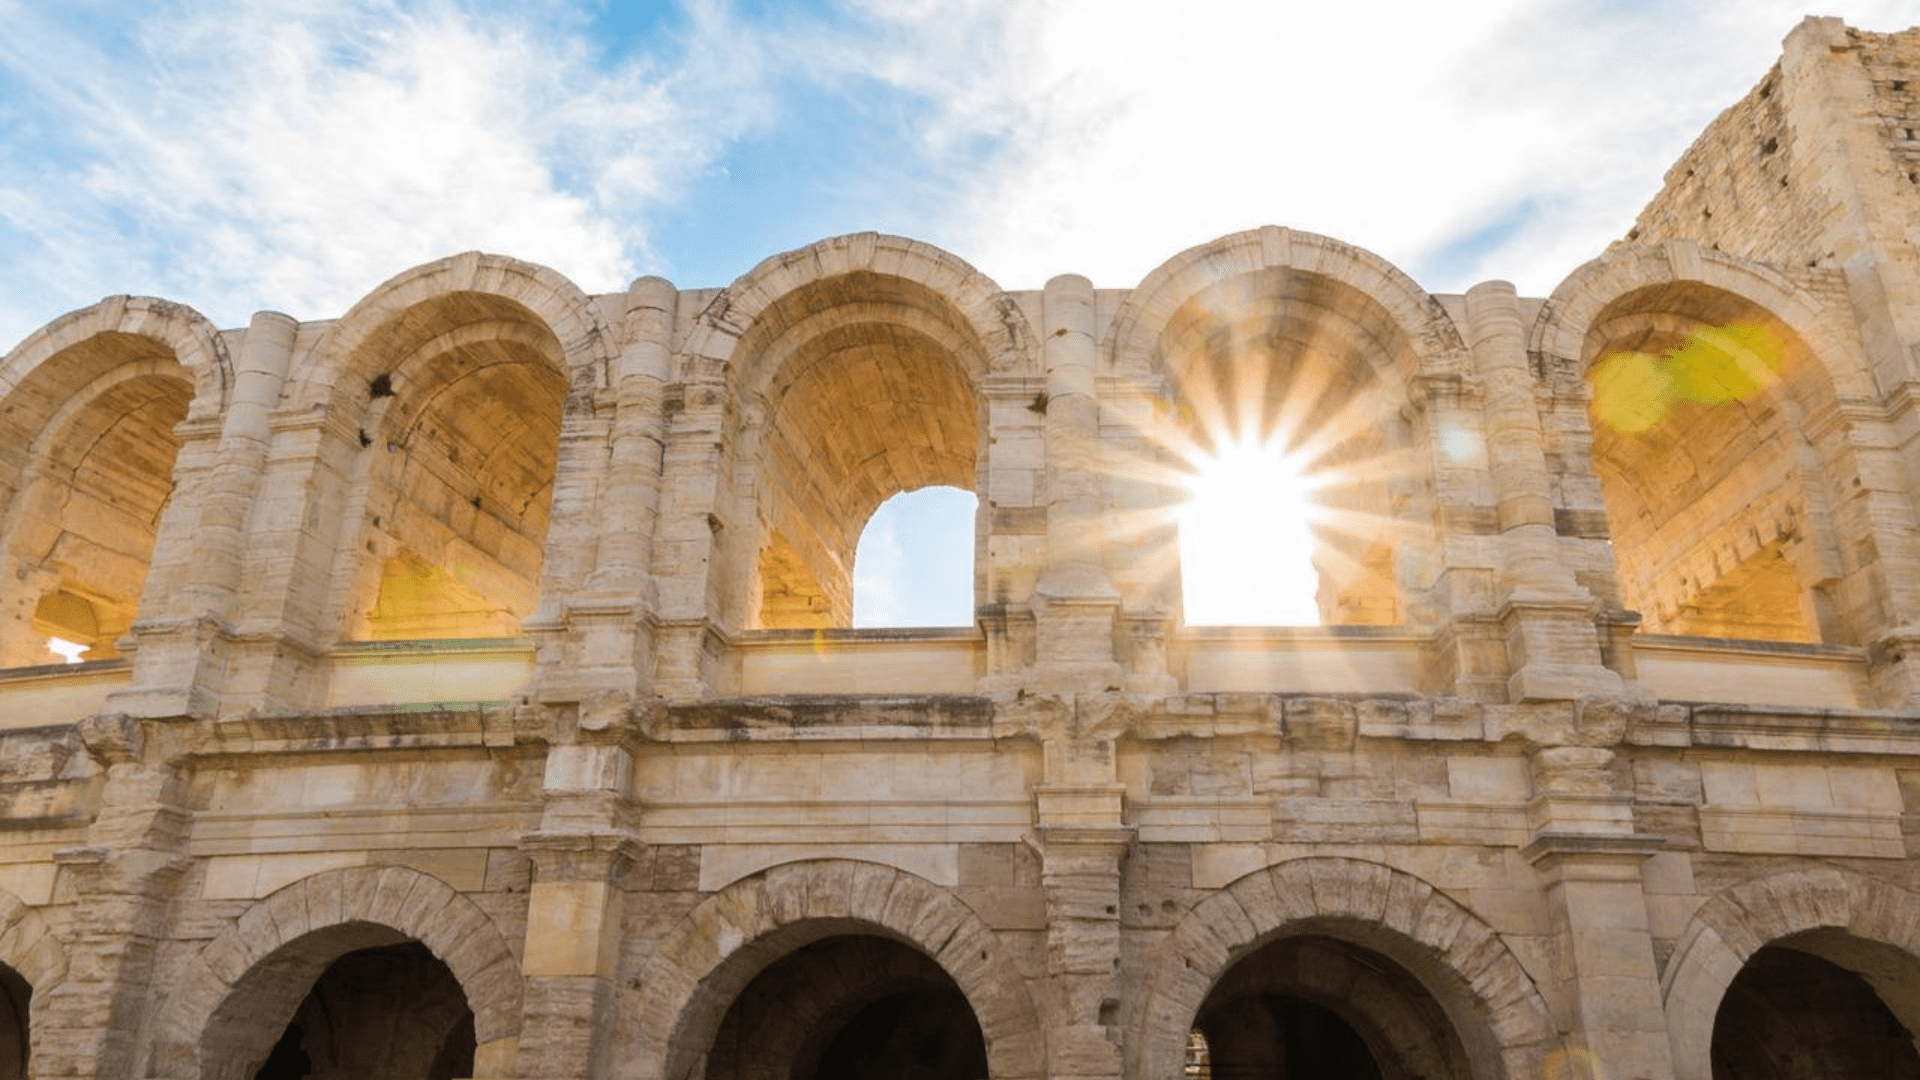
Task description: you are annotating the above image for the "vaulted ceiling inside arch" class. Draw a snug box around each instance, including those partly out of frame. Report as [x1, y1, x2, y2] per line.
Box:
[742, 274, 982, 629]
[350, 293, 568, 640]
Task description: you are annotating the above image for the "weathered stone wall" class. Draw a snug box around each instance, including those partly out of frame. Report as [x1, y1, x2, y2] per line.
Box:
[2, 15, 1920, 1080]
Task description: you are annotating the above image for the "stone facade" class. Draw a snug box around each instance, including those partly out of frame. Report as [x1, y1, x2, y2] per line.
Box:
[1, 14, 1919, 1080]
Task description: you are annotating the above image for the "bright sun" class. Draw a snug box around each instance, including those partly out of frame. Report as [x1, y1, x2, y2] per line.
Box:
[1177, 439, 1321, 625]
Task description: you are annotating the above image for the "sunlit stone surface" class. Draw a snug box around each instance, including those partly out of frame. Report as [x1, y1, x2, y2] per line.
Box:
[2, 16, 1920, 1080]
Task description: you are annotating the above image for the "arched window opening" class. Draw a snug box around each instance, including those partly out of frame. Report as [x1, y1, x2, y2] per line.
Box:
[1195, 934, 1475, 1080]
[853, 486, 977, 628]
[1585, 296, 1846, 644]
[1156, 270, 1431, 628]
[739, 273, 984, 631]
[1711, 938, 1920, 1080]
[706, 934, 987, 1080]
[342, 296, 567, 642]
[251, 942, 475, 1080]
[0, 964, 29, 1080]
[1, 367, 191, 667]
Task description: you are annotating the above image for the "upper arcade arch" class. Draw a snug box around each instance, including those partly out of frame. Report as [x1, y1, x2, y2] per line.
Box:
[625, 858, 1046, 1080]
[294, 251, 614, 412]
[295, 254, 607, 643]
[1661, 865, 1920, 1080]
[1103, 229, 1464, 627]
[1132, 857, 1560, 1080]
[683, 235, 1034, 631]
[149, 865, 522, 1080]
[1532, 242, 1908, 646]
[0, 297, 228, 665]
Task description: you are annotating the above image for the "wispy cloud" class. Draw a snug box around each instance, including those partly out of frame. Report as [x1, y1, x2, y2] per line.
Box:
[829, 0, 1917, 294]
[0, 0, 775, 344]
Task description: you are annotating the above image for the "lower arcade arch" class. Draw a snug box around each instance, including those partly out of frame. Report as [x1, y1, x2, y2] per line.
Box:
[1663, 867, 1920, 1080]
[629, 861, 1045, 1080]
[1136, 859, 1559, 1080]
[1191, 933, 1474, 1080]
[196, 924, 477, 1080]
[1709, 932, 1920, 1079]
[247, 939, 475, 1080]
[0, 964, 27, 1080]
[705, 933, 988, 1080]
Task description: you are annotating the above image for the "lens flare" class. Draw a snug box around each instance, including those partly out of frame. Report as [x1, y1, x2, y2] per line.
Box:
[1177, 439, 1321, 625]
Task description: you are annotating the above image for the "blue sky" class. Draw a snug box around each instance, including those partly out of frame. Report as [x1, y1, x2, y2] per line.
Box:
[1, 0, 1912, 625]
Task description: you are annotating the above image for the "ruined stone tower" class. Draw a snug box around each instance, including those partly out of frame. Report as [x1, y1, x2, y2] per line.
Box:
[1, 14, 1919, 1080]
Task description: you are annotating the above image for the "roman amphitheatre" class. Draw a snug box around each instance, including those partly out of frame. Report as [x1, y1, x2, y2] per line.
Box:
[0, 13, 1918, 1080]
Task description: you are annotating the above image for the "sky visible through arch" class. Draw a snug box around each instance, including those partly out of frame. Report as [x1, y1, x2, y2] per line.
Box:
[0, 0, 1911, 626]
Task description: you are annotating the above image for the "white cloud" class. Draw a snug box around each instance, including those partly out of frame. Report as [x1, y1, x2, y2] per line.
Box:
[834, 0, 1919, 295]
[0, 0, 776, 343]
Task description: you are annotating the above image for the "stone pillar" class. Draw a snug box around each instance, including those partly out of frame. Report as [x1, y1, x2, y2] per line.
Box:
[514, 725, 639, 1080]
[1032, 275, 1120, 692]
[650, 377, 729, 700]
[1465, 282, 1621, 702]
[530, 278, 678, 707]
[111, 312, 298, 718]
[34, 716, 189, 1079]
[1018, 692, 1134, 1080]
[1522, 744, 1674, 1080]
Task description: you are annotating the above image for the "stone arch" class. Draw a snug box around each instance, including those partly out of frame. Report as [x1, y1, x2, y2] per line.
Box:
[681, 232, 1035, 387]
[1133, 857, 1560, 1080]
[1102, 229, 1463, 626]
[627, 858, 1045, 1080]
[1530, 241, 1872, 404]
[1531, 241, 1898, 644]
[0, 891, 64, 1080]
[0, 892, 66, 994]
[150, 865, 522, 1080]
[1104, 226, 1469, 382]
[1661, 864, 1920, 1080]
[0, 298, 224, 666]
[0, 294, 230, 424]
[293, 254, 609, 643]
[295, 250, 614, 413]
[682, 235, 1032, 631]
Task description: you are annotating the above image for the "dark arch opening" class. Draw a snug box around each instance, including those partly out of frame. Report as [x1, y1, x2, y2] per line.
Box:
[1712, 943, 1920, 1080]
[250, 942, 475, 1080]
[0, 964, 29, 1080]
[707, 934, 986, 1080]
[1195, 933, 1474, 1080]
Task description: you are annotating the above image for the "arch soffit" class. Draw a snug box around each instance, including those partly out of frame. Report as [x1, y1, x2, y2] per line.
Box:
[1531, 241, 1873, 403]
[632, 857, 1047, 1080]
[1104, 227, 1469, 383]
[682, 233, 1037, 394]
[0, 295, 229, 426]
[296, 251, 614, 414]
[1661, 864, 1920, 1080]
[1134, 856, 1559, 1080]
[153, 865, 524, 1075]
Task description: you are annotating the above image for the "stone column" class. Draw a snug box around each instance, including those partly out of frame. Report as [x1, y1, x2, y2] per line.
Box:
[1031, 275, 1120, 692]
[111, 312, 298, 718]
[33, 716, 190, 1079]
[1465, 282, 1622, 702]
[1019, 692, 1134, 1080]
[1522, 743, 1675, 1080]
[650, 376, 729, 700]
[514, 723, 639, 1080]
[530, 278, 678, 707]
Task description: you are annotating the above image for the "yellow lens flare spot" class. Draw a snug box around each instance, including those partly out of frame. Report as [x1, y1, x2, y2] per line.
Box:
[1591, 321, 1785, 433]
[1178, 439, 1321, 626]
[1590, 350, 1671, 434]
